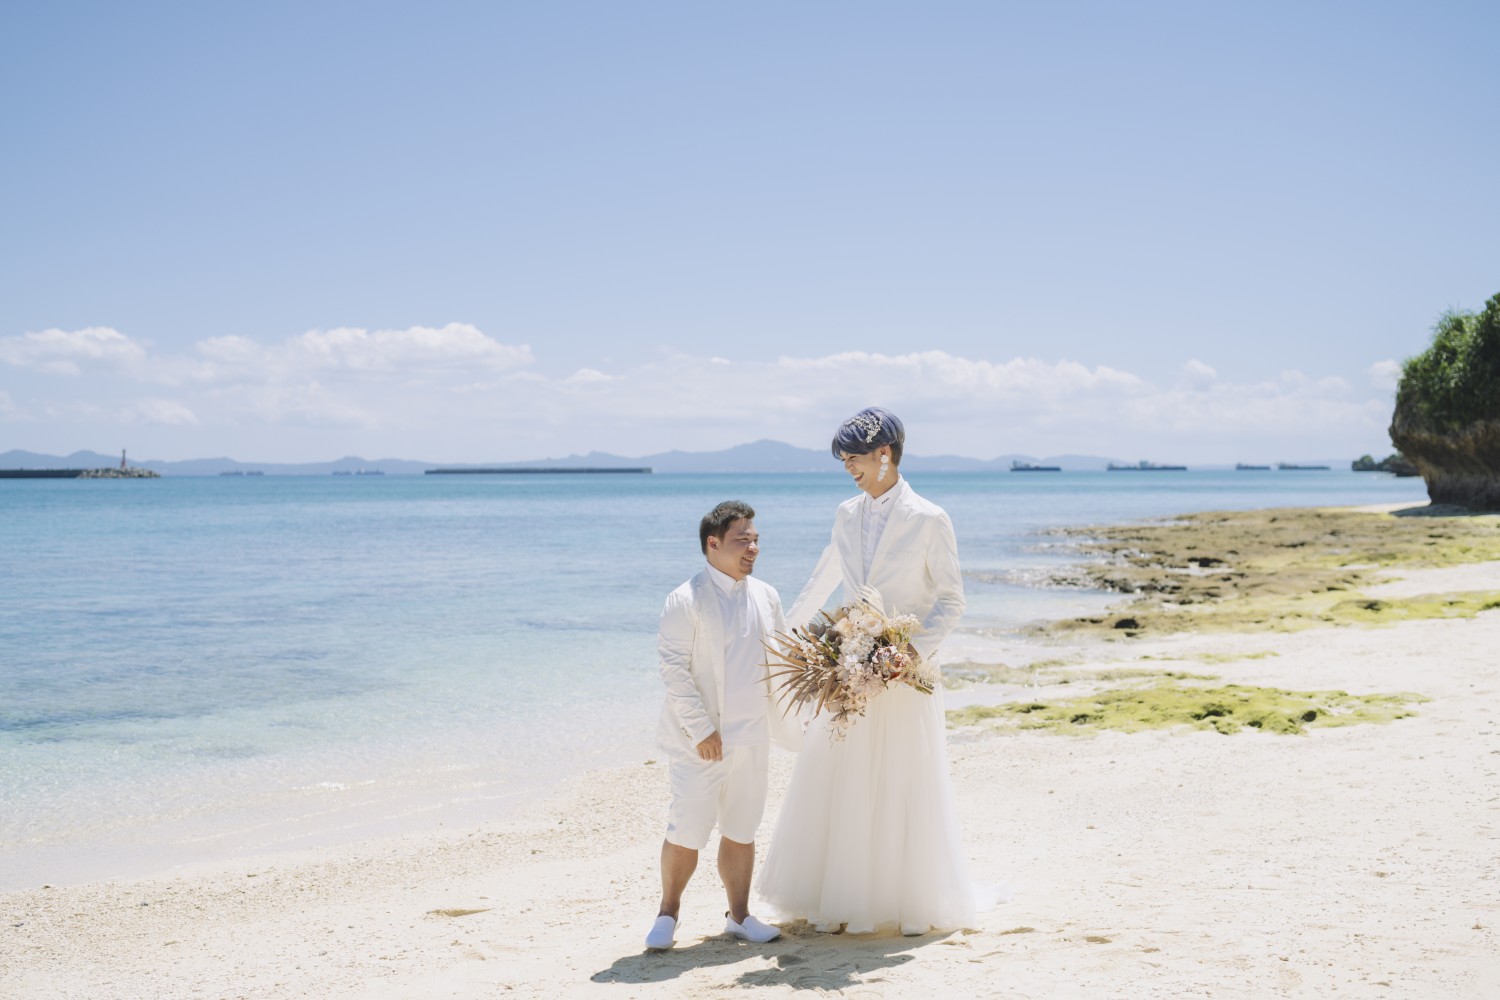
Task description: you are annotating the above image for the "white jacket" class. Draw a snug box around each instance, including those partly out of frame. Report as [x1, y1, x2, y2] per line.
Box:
[655, 569, 803, 759]
[787, 477, 966, 662]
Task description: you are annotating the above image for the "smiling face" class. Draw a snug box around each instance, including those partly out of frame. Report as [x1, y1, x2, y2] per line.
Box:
[840, 445, 896, 497]
[705, 517, 759, 580]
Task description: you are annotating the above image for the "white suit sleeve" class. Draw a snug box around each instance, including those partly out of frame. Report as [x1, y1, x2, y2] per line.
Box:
[768, 590, 804, 746]
[914, 511, 965, 660]
[787, 537, 842, 630]
[657, 590, 715, 746]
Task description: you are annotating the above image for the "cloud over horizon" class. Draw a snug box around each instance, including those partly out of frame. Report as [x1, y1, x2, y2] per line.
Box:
[1, 324, 1401, 462]
[0, 327, 149, 376]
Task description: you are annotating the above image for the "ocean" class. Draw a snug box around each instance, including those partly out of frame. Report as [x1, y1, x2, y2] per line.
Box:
[0, 469, 1428, 890]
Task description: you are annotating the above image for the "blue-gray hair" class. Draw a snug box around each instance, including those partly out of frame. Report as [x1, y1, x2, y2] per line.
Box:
[830, 407, 905, 465]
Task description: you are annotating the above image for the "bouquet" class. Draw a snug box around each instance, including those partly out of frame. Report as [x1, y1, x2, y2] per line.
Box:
[764, 602, 933, 741]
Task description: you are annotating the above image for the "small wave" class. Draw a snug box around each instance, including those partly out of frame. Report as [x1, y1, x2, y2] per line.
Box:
[195, 744, 265, 761]
[515, 617, 654, 634]
[964, 567, 1103, 590]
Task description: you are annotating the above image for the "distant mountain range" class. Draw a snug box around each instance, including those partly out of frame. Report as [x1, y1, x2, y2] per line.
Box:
[0, 443, 1357, 475]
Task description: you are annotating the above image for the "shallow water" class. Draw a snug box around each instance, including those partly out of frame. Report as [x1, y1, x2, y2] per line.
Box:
[0, 469, 1426, 888]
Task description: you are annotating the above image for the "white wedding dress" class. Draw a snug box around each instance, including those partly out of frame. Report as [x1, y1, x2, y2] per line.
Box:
[757, 480, 978, 933]
[757, 681, 976, 932]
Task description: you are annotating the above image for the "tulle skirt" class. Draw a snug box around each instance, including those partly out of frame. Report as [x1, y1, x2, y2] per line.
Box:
[756, 682, 977, 933]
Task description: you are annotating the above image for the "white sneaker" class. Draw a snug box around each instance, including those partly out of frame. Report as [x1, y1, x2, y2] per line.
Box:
[726, 914, 781, 943]
[644, 914, 676, 951]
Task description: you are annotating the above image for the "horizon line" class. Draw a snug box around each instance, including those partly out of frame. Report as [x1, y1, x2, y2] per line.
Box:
[1, 440, 1389, 472]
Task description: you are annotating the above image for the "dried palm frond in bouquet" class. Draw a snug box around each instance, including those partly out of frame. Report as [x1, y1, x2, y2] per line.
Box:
[763, 602, 933, 740]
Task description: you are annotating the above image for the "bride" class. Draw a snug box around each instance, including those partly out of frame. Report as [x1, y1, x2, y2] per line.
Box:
[757, 407, 976, 935]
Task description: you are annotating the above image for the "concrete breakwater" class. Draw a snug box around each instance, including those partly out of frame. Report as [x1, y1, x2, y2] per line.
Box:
[0, 467, 161, 479]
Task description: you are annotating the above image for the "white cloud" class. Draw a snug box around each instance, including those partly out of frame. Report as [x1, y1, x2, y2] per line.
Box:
[563, 368, 616, 384]
[1117, 381, 1381, 436]
[288, 324, 534, 373]
[464, 349, 1393, 461]
[776, 350, 1144, 397]
[1, 326, 1404, 461]
[0, 323, 535, 437]
[0, 327, 147, 375]
[192, 324, 534, 383]
[121, 398, 200, 426]
[1183, 359, 1217, 382]
[197, 336, 262, 364]
[230, 382, 380, 429]
[1368, 359, 1401, 390]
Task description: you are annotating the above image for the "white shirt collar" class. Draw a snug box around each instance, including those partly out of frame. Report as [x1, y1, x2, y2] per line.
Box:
[864, 476, 906, 512]
[705, 561, 744, 593]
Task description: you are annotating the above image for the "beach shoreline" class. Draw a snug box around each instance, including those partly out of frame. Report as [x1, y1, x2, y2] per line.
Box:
[6, 501, 1499, 999]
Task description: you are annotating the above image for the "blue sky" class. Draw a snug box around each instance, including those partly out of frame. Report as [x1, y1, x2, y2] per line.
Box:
[3, 1, 1496, 462]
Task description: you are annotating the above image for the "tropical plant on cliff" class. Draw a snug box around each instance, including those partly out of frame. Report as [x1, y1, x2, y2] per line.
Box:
[1389, 291, 1500, 509]
[1397, 293, 1500, 430]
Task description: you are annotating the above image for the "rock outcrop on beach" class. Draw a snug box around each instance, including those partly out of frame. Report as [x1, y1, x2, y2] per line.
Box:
[1389, 292, 1500, 510]
[1352, 453, 1419, 476]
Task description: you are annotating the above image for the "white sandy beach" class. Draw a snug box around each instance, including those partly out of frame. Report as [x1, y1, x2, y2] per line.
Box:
[5, 560, 1499, 999]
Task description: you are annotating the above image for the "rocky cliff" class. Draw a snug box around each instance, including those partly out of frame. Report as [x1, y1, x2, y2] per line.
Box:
[1352, 453, 1419, 476]
[1387, 416, 1500, 508]
[1389, 293, 1500, 510]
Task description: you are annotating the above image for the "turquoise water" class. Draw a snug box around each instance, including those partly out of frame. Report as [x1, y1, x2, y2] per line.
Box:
[0, 470, 1427, 888]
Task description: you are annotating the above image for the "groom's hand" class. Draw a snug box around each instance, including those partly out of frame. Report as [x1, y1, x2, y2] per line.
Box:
[695, 732, 724, 761]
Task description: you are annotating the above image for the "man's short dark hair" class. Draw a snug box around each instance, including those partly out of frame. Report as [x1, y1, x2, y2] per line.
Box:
[700, 500, 755, 554]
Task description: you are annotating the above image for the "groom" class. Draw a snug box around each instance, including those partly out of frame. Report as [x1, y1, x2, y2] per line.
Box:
[645, 500, 801, 951]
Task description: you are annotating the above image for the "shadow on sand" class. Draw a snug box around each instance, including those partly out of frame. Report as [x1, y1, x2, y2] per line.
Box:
[1391, 503, 1500, 518]
[592, 921, 948, 990]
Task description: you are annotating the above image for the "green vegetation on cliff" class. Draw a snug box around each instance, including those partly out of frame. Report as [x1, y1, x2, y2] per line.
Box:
[1352, 453, 1417, 475]
[1398, 293, 1500, 431]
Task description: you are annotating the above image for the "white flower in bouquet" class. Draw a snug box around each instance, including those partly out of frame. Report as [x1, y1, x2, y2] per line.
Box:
[844, 660, 887, 702]
[763, 600, 935, 741]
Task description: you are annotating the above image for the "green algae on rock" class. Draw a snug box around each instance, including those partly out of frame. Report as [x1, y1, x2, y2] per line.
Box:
[1079, 667, 1217, 682]
[1187, 651, 1281, 664]
[947, 680, 1429, 736]
[1038, 506, 1500, 639]
[1327, 592, 1500, 624]
[1049, 588, 1500, 638]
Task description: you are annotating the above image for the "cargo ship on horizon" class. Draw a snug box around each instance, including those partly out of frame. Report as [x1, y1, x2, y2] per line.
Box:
[1107, 460, 1187, 471]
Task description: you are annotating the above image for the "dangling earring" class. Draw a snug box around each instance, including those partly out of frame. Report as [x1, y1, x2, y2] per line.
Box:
[877, 454, 890, 482]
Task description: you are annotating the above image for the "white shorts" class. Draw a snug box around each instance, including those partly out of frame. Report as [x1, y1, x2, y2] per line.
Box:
[665, 743, 770, 850]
